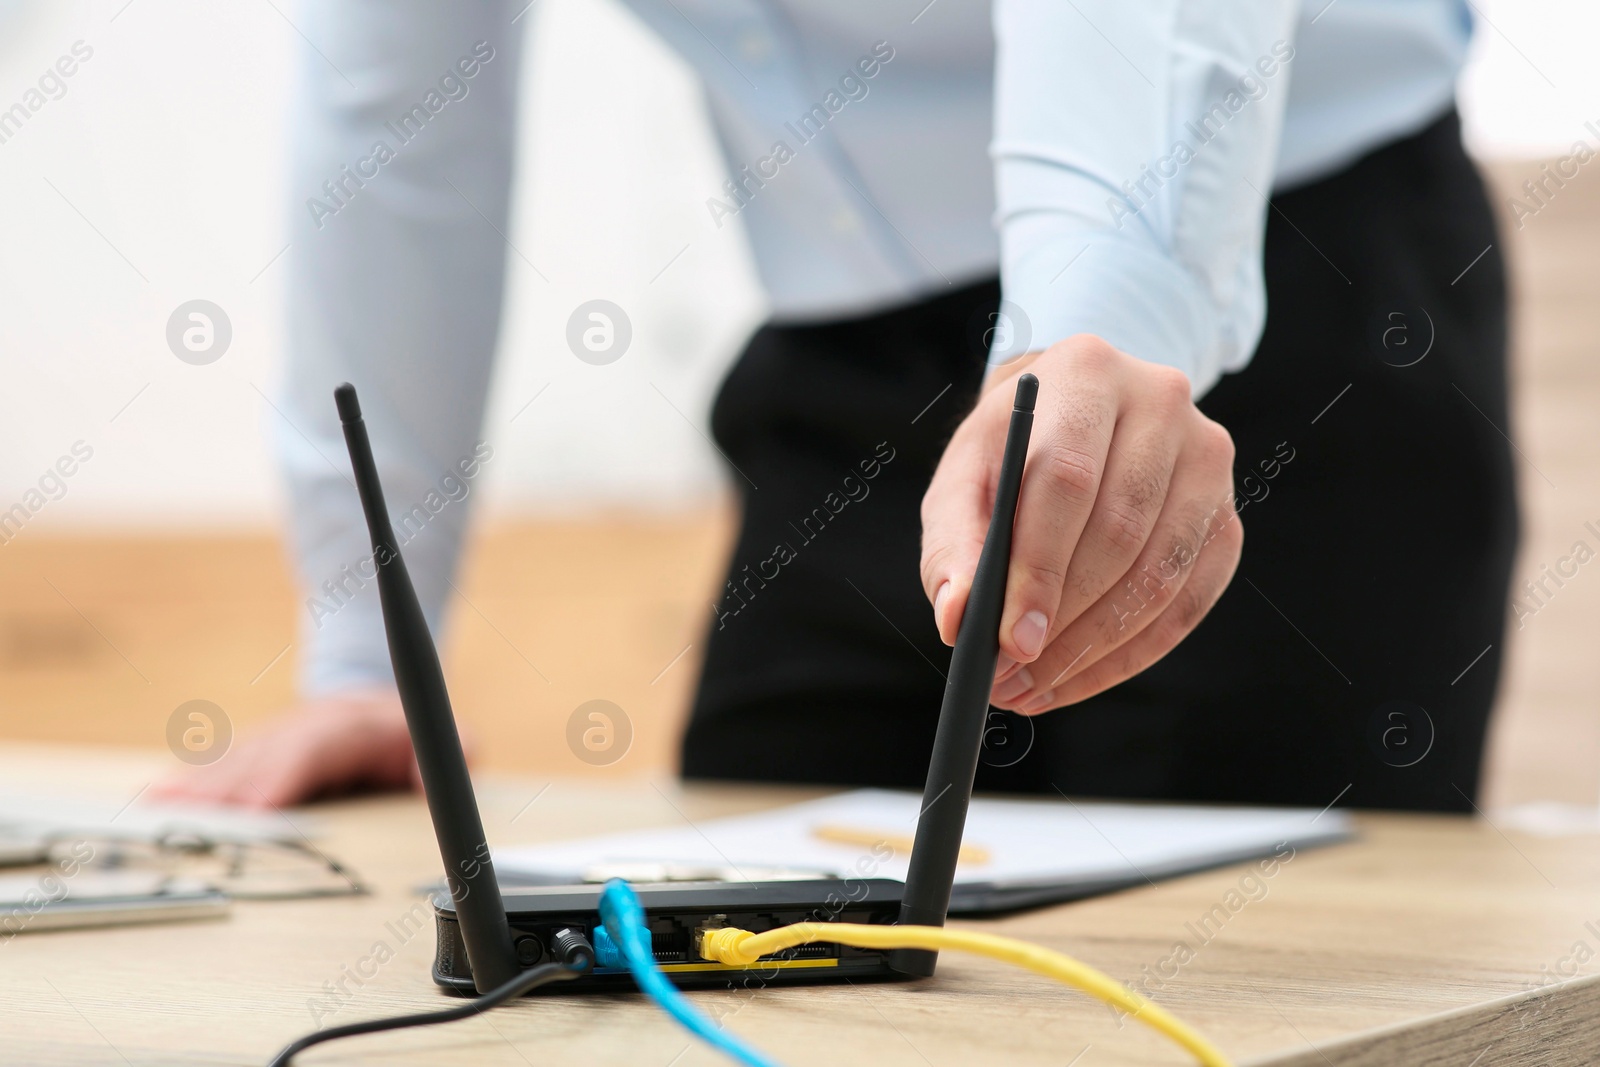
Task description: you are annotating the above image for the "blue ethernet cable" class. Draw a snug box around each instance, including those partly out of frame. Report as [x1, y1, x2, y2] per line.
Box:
[597, 879, 784, 1067]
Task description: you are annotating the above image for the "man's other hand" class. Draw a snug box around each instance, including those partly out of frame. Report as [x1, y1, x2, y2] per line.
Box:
[151, 689, 420, 808]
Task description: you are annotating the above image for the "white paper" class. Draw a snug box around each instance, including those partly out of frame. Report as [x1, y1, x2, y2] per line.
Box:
[498, 788, 1351, 890]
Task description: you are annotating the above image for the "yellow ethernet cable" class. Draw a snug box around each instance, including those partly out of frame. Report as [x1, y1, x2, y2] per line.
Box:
[697, 923, 1231, 1067]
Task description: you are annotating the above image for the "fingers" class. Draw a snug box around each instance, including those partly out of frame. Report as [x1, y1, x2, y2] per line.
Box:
[152, 731, 314, 809]
[920, 408, 1006, 645]
[150, 746, 265, 806]
[241, 733, 336, 809]
[993, 421, 1237, 709]
[999, 487, 1242, 713]
[1011, 371, 1189, 659]
[150, 692, 414, 809]
[995, 345, 1122, 664]
[1049, 509, 1241, 706]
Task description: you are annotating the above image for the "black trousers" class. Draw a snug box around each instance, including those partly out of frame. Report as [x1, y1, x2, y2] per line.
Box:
[681, 110, 1517, 813]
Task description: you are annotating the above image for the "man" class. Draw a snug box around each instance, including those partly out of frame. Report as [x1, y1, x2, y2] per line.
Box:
[159, 0, 1514, 813]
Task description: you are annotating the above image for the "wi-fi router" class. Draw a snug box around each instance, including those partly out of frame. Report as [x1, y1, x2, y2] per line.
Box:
[333, 374, 1035, 993]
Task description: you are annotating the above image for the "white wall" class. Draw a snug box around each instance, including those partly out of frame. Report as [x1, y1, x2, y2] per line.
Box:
[0, 0, 1590, 531]
[1458, 0, 1600, 158]
[0, 0, 763, 530]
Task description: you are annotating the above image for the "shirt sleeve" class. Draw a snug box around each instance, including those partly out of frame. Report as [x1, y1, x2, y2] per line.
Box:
[990, 0, 1299, 396]
[280, 0, 525, 697]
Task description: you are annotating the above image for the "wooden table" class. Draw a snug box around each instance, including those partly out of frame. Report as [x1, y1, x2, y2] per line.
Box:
[2, 743, 1595, 1066]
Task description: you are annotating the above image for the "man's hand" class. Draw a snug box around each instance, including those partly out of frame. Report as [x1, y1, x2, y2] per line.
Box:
[150, 689, 421, 808]
[921, 335, 1243, 713]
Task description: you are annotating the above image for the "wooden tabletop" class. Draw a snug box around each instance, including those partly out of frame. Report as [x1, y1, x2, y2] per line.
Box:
[1, 743, 1595, 1067]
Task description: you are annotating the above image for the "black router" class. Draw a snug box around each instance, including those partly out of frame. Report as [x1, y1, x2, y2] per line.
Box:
[333, 375, 1036, 994]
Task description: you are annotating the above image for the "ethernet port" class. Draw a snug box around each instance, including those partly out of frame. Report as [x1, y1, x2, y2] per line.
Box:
[648, 917, 691, 964]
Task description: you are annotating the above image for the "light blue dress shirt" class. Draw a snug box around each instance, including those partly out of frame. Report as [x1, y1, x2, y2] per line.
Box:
[280, 0, 1471, 696]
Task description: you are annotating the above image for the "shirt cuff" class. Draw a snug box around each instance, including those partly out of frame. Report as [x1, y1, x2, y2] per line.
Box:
[996, 212, 1226, 398]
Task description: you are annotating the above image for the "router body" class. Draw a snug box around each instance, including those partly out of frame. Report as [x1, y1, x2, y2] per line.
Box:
[431, 879, 908, 992]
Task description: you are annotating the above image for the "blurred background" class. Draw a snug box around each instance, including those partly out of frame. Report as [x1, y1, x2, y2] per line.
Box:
[0, 0, 1595, 807]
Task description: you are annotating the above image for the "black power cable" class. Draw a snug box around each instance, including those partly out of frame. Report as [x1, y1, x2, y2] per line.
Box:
[266, 930, 594, 1067]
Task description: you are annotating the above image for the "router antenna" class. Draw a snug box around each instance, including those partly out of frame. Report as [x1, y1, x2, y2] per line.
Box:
[893, 372, 1037, 977]
[335, 383, 519, 993]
